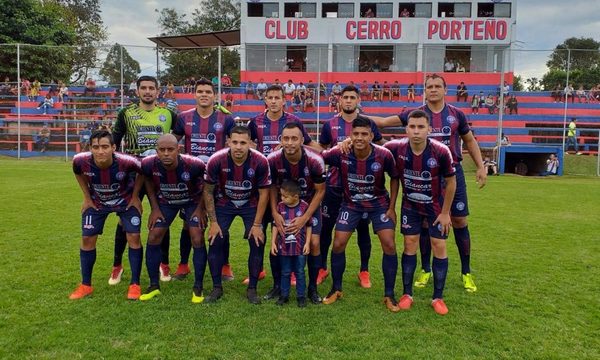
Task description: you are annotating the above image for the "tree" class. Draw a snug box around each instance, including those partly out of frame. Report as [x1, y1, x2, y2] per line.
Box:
[546, 37, 600, 72]
[156, 0, 241, 85]
[512, 74, 524, 91]
[99, 43, 141, 85]
[525, 77, 542, 92]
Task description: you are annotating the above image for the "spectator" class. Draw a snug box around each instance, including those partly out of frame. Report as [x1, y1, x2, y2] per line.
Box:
[37, 125, 51, 152]
[303, 90, 315, 112]
[211, 75, 219, 86]
[381, 81, 391, 101]
[256, 78, 268, 100]
[283, 79, 296, 105]
[166, 81, 176, 98]
[319, 80, 327, 99]
[502, 81, 510, 98]
[391, 80, 400, 100]
[245, 81, 255, 99]
[306, 79, 316, 92]
[564, 83, 574, 103]
[371, 81, 382, 101]
[470, 94, 480, 114]
[328, 93, 339, 112]
[540, 154, 559, 176]
[565, 117, 580, 154]
[164, 98, 179, 113]
[456, 82, 468, 102]
[221, 73, 233, 89]
[223, 92, 234, 111]
[407, 83, 415, 102]
[21, 78, 31, 100]
[79, 128, 91, 152]
[575, 85, 586, 103]
[331, 81, 342, 96]
[483, 157, 498, 175]
[370, 59, 381, 72]
[514, 160, 528, 176]
[444, 58, 455, 72]
[83, 78, 96, 97]
[364, 8, 375, 18]
[291, 89, 304, 113]
[551, 83, 562, 102]
[48, 80, 58, 97]
[506, 95, 518, 115]
[478, 90, 486, 108]
[485, 94, 496, 114]
[400, 8, 410, 17]
[128, 80, 137, 97]
[296, 81, 307, 96]
[456, 62, 466, 72]
[360, 80, 370, 101]
[493, 132, 511, 160]
[37, 93, 54, 115]
[58, 81, 69, 103]
[359, 60, 370, 72]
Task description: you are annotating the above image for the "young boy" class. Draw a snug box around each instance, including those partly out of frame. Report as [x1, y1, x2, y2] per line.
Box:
[384, 110, 456, 315]
[270, 180, 311, 307]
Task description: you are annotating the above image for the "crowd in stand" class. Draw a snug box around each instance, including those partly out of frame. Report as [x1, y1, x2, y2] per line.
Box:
[551, 83, 600, 103]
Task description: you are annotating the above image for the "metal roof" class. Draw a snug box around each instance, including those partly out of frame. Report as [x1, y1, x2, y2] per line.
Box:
[147, 29, 240, 49]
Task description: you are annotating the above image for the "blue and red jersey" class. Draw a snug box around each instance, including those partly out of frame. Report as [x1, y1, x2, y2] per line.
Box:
[385, 138, 455, 216]
[205, 148, 271, 208]
[322, 145, 398, 211]
[247, 111, 312, 155]
[267, 146, 325, 202]
[398, 104, 470, 163]
[319, 115, 383, 189]
[276, 200, 309, 256]
[141, 154, 206, 206]
[172, 108, 235, 163]
[73, 152, 141, 210]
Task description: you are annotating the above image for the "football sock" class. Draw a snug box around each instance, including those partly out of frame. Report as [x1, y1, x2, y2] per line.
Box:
[419, 227, 432, 272]
[382, 253, 398, 298]
[192, 246, 207, 290]
[179, 228, 191, 265]
[248, 241, 263, 288]
[160, 228, 170, 265]
[208, 239, 224, 287]
[128, 246, 143, 285]
[432, 257, 448, 299]
[113, 224, 126, 267]
[307, 254, 321, 291]
[223, 233, 231, 265]
[453, 226, 471, 274]
[331, 251, 346, 291]
[146, 244, 161, 287]
[401, 253, 417, 296]
[357, 220, 372, 272]
[270, 253, 282, 288]
[319, 219, 334, 269]
[80, 248, 96, 286]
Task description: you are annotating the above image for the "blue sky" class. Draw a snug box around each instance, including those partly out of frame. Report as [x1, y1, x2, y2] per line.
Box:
[101, 0, 597, 79]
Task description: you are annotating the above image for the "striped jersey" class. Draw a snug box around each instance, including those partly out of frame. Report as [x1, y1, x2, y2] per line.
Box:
[276, 200, 309, 256]
[267, 146, 326, 202]
[248, 111, 312, 155]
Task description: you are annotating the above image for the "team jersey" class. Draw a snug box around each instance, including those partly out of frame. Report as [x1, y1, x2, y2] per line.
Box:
[141, 154, 206, 206]
[319, 114, 383, 189]
[385, 138, 455, 216]
[322, 144, 398, 211]
[113, 103, 176, 157]
[172, 108, 235, 163]
[276, 200, 309, 256]
[398, 104, 470, 163]
[205, 148, 271, 208]
[247, 111, 312, 155]
[73, 152, 141, 210]
[267, 146, 325, 202]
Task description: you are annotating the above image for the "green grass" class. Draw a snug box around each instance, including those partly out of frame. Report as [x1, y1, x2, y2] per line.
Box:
[0, 158, 599, 359]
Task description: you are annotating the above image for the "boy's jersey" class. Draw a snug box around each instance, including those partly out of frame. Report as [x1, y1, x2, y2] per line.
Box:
[276, 200, 309, 256]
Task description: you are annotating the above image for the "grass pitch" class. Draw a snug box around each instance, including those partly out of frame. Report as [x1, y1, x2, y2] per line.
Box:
[0, 157, 598, 359]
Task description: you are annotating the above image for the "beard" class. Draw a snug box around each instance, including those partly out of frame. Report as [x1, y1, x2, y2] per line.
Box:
[342, 107, 356, 114]
[140, 97, 155, 105]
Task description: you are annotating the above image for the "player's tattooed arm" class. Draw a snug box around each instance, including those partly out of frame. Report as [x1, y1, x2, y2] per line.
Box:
[203, 183, 223, 244]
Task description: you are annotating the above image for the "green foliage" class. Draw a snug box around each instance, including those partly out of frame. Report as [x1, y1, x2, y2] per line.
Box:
[542, 68, 600, 91]
[0, 157, 599, 358]
[525, 77, 542, 92]
[512, 74, 523, 91]
[546, 37, 600, 71]
[99, 43, 141, 85]
[156, 0, 241, 84]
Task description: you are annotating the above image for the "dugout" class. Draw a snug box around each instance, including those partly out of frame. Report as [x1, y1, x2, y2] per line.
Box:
[498, 145, 563, 176]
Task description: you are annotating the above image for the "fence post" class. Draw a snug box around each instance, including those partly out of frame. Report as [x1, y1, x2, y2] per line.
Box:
[17, 43, 21, 160]
[561, 49, 571, 153]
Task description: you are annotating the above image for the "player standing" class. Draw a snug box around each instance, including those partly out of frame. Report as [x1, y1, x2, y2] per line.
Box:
[110, 76, 177, 285]
[138, 135, 207, 303]
[321, 117, 401, 312]
[385, 110, 456, 315]
[203, 126, 271, 304]
[371, 74, 486, 292]
[70, 130, 144, 300]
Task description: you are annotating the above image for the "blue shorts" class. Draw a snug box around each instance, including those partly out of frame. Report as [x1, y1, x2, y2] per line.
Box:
[450, 164, 469, 217]
[155, 203, 200, 228]
[400, 207, 448, 239]
[321, 187, 342, 221]
[335, 206, 395, 233]
[82, 207, 141, 236]
[309, 207, 322, 236]
[216, 203, 257, 241]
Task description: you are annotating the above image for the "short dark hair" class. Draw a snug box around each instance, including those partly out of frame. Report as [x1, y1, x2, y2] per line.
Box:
[425, 73, 447, 88]
[352, 116, 371, 129]
[265, 85, 284, 97]
[194, 77, 215, 93]
[90, 129, 114, 145]
[229, 125, 251, 138]
[282, 122, 303, 132]
[407, 110, 430, 123]
[341, 85, 360, 96]
[280, 179, 301, 196]
[137, 75, 158, 88]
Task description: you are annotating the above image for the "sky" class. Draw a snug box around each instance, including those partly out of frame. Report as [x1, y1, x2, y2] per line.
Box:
[100, 0, 598, 80]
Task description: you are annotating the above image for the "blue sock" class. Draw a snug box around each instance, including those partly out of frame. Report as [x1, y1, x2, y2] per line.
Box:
[331, 251, 346, 291]
[270, 253, 282, 288]
[453, 226, 471, 274]
[146, 244, 161, 287]
[357, 220, 371, 272]
[160, 228, 170, 265]
[113, 224, 126, 267]
[432, 257, 448, 299]
[128, 246, 143, 285]
[401, 253, 417, 296]
[179, 228, 191, 265]
[248, 242, 263, 289]
[223, 234, 230, 265]
[382, 253, 398, 298]
[193, 246, 207, 289]
[208, 239, 224, 287]
[319, 219, 334, 270]
[419, 227, 432, 272]
[80, 248, 96, 286]
[307, 255, 321, 291]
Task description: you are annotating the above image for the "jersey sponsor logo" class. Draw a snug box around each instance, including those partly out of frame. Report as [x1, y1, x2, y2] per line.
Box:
[407, 192, 433, 203]
[159, 114, 167, 122]
[130, 216, 141, 226]
[427, 158, 438, 168]
[456, 202, 465, 211]
[404, 170, 431, 181]
[207, 133, 216, 142]
[371, 162, 382, 172]
[446, 115, 456, 124]
[181, 171, 190, 181]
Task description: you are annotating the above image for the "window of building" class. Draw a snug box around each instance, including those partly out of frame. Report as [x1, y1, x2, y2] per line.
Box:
[444, 46, 471, 72]
[414, 3, 432, 18]
[438, 2, 471, 18]
[376, 3, 393, 18]
[359, 46, 394, 72]
[477, 3, 493, 17]
[284, 3, 316, 18]
[494, 3, 511, 17]
[398, 3, 415, 17]
[248, 2, 279, 18]
[359, 3, 376, 18]
[286, 46, 307, 72]
[322, 3, 354, 18]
